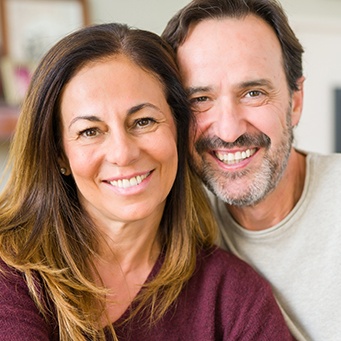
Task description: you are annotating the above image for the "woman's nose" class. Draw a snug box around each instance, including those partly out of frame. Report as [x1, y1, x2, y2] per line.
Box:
[105, 129, 140, 166]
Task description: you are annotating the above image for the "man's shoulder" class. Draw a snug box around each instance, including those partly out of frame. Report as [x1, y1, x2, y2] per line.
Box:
[306, 151, 341, 178]
[307, 151, 341, 165]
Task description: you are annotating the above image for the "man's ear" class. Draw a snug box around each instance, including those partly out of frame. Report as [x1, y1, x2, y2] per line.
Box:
[291, 76, 305, 126]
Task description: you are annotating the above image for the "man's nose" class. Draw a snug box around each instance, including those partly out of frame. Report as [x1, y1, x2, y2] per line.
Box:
[209, 97, 247, 143]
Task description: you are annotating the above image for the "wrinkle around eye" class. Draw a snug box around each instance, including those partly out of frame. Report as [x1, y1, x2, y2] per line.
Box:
[128, 117, 160, 134]
[240, 90, 268, 106]
[80, 127, 101, 138]
[190, 96, 213, 113]
[135, 117, 157, 128]
[245, 90, 263, 98]
[75, 127, 108, 144]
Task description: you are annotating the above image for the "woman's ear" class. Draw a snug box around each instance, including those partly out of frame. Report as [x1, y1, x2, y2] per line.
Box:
[58, 157, 71, 176]
[291, 76, 305, 127]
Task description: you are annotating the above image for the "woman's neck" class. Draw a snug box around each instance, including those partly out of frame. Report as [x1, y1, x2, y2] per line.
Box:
[91, 217, 162, 326]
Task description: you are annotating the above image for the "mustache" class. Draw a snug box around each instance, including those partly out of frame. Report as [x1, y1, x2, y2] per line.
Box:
[194, 133, 271, 153]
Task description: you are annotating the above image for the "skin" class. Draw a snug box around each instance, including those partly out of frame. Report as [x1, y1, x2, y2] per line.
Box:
[177, 15, 306, 231]
[59, 54, 178, 322]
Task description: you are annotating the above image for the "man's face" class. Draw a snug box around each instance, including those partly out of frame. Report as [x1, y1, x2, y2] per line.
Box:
[177, 15, 303, 206]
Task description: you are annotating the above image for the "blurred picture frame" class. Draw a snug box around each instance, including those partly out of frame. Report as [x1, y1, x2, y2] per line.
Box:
[0, 0, 89, 62]
[0, 0, 89, 106]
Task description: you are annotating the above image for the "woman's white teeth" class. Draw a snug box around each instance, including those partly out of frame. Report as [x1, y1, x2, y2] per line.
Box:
[110, 173, 149, 188]
[216, 148, 256, 164]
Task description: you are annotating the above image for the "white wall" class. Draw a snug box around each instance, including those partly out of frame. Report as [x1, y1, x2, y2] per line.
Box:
[291, 17, 341, 153]
[280, 0, 341, 153]
[1, 0, 341, 189]
[88, 0, 189, 34]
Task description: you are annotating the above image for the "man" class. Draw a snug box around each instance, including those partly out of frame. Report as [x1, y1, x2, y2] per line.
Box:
[162, 1, 341, 340]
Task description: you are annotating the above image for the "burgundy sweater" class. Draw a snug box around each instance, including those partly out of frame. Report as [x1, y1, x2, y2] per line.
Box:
[0, 248, 294, 340]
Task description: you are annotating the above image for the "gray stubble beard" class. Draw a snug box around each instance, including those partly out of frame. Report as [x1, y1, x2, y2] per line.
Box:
[191, 110, 294, 207]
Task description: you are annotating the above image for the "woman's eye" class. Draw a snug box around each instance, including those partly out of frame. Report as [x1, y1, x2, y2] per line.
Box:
[135, 117, 156, 128]
[79, 128, 100, 137]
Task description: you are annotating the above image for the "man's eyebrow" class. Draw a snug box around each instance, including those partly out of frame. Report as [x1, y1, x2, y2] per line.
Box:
[186, 86, 213, 97]
[186, 80, 274, 96]
[237, 79, 275, 90]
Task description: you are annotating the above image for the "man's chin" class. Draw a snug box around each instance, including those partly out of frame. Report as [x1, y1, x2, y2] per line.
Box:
[203, 178, 263, 207]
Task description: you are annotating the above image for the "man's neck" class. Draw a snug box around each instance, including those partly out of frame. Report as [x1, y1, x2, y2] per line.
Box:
[227, 149, 307, 231]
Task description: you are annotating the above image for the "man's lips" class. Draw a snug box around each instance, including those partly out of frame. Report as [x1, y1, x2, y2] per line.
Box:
[214, 148, 257, 164]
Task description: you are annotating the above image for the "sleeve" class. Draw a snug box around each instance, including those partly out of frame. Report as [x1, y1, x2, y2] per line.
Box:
[220, 258, 296, 341]
[0, 264, 52, 341]
[192, 248, 296, 340]
[228, 280, 296, 340]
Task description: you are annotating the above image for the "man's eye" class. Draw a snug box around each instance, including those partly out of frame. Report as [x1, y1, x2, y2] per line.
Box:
[191, 96, 209, 103]
[190, 96, 212, 113]
[246, 90, 262, 97]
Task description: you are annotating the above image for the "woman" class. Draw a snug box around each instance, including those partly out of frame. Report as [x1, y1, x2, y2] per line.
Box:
[0, 23, 294, 340]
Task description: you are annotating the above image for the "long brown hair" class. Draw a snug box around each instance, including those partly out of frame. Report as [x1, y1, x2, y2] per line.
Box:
[0, 23, 217, 340]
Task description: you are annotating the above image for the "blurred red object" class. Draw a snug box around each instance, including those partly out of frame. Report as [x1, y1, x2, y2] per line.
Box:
[0, 104, 19, 141]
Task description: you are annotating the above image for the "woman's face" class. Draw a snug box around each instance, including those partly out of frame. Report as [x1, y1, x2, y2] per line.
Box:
[60, 55, 178, 227]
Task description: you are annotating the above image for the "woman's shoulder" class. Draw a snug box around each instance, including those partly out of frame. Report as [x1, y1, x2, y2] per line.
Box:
[0, 258, 57, 341]
[197, 246, 267, 283]
[0, 258, 36, 315]
[194, 246, 276, 303]
[182, 247, 294, 340]
[0, 258, 24, 287]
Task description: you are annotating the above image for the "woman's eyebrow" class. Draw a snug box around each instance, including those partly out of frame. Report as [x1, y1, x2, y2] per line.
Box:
[68, 103, 163, 129]
[127, 102, 161, 115]
[68, 115, 103, 129]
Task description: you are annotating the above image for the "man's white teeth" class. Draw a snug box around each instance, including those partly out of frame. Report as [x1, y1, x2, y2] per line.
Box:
[215, 148, 256, 164]
[110, 173, 149, 188]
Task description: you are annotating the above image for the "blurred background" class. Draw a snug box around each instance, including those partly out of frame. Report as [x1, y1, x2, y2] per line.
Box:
[0, 0, 341, 190]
